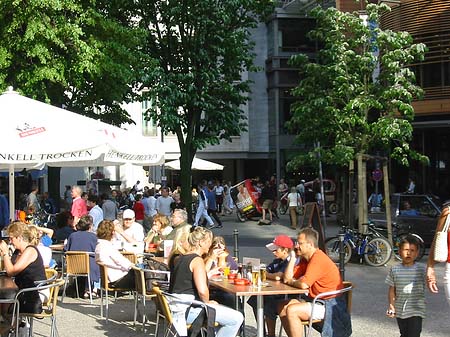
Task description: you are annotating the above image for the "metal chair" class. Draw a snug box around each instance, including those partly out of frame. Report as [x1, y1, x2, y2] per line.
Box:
[152, 285, 183, 337]
[61, 251, 92, 304]
[152, 285, 217, 337]
[278, 281, 353, 337]
[304, 281, 353, 337]
[13, 279, 65, 337]
[97, 262, 132, 322]
[131, 266, 158, 332]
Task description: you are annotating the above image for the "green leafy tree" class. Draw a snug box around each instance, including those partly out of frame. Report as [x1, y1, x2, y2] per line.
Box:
[137, 0, 273, 214]
[288, 3, 427, 168]
[0, 0, 143, 124]
[286, 3, 427, 229]
[0, 0, 144, 202]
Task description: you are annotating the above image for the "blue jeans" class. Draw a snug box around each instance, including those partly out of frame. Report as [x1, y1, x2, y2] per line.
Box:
[186, 303, 243, 337]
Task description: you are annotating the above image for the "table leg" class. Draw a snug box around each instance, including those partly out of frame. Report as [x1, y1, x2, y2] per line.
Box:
[257, 295, 264, 337]
[236, 295, 246, 337]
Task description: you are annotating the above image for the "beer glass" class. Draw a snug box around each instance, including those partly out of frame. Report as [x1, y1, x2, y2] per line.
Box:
[259, 264, 267, 284]
[251, 265, 260, 287]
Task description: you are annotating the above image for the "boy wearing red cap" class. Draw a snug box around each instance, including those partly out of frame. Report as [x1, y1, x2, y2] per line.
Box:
[248, 234, 296, 337]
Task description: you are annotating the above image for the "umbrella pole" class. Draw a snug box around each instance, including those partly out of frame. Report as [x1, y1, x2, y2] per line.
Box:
[9, 164, 15, 222]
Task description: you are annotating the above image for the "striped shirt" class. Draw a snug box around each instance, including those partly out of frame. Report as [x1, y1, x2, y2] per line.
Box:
[385, 263, 426, 319]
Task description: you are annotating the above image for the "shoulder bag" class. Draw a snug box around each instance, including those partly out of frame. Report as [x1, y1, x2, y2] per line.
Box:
[434, 206, 450, 263]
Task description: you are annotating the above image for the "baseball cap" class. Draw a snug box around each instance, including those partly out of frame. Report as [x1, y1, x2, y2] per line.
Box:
[266, 235, 294, 251]
[123, 209, 135, 219]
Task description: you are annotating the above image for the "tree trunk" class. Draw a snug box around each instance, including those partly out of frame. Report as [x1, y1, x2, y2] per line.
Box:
[179, 148, 195, 223]
[348, 160, 354, 229]
[47, 167, 61, 212]
[383, 161, 393, 246]
[357, 153, 368, 233]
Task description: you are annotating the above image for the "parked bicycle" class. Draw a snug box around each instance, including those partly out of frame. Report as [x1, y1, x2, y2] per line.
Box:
[370, 222, 425, 262]
[325, 224, 392, 267]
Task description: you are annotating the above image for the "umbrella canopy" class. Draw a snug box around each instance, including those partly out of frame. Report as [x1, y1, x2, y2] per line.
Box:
[165, 157, 224, 171]
[0, 88, 165, 216]
[0, 88, 164, 168]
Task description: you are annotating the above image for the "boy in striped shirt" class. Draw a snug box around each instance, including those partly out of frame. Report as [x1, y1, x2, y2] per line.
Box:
[386, 235, 426, 337]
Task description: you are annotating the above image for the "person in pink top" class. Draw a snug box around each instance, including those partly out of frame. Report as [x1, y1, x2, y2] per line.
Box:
[71, 185, 88, 227]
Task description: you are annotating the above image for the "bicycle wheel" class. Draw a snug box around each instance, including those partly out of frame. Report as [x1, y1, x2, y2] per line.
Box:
[364, 237, 392, 267]
[393, 234, 426, 262]
[328, 202, 339, 214]
[325, 238, 352, 264]
[279, 203, 288, 215]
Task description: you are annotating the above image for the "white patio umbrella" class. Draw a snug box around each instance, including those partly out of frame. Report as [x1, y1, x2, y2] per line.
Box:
[165, 157, 224, 171]
[0, 87, 165, 216]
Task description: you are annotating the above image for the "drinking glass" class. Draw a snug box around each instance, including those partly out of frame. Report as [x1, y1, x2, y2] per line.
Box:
[259, 264, 267, 284]
[223, 265, 230, 277]
[251, 265, 260, 287]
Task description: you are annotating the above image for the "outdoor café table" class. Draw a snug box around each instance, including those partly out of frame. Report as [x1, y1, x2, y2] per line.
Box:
[209, 278, 308, 337]
[49, 244, 64, 251]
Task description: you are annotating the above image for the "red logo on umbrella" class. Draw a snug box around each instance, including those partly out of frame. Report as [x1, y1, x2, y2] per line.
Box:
[17, 123, 46, 138]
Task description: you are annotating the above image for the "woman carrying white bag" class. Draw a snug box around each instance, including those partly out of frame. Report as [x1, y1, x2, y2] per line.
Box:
[427, 201, 450, 306]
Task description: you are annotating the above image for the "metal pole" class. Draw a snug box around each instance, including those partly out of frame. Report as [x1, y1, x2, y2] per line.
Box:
[316, 142, 327, 236]
[233, 229, 239, 262]
[160, 128, 166, 187]
[339, 231, 345, 280]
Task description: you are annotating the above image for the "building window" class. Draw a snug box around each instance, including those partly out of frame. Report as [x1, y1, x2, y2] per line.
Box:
[141, 99, 158, 137]
[278, 18, 316, 53]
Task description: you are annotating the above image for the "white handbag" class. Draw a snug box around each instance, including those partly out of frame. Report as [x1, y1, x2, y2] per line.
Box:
[434, 207, 450, 263]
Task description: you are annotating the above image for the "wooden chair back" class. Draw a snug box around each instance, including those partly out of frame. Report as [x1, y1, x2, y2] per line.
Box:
[44, 268, 59, 307]
[65, 251, 90, 275]
[121, 251, 137, 264]
[342, 281, 353, 313]
[152, 285, 173, 325]
[132, 265, 146, 296]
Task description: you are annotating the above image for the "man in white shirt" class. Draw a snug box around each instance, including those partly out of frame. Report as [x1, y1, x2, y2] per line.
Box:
[87, 195, 104, 232]
[114, 209, 145, 253]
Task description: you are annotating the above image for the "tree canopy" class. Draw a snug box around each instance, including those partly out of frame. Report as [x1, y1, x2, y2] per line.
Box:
[0, 0, 144, 125]
[136, 0, 273, 210]
[287, 3, 428, 170]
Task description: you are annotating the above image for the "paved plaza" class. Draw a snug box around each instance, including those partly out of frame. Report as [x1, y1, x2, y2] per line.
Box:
[29, 212, 448, 337]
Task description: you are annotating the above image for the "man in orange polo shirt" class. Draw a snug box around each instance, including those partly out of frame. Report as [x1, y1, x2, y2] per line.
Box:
[278, 228, 351, 337]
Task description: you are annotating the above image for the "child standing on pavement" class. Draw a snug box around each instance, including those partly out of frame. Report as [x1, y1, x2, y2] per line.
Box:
[385, 235, 426, 337]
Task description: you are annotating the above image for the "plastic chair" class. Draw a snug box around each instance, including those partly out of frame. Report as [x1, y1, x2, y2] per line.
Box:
[97, 262, 132, 322]
[61, 251, 92, 304]
[131, 266, 158, 332]
[13, 279, 65, 337]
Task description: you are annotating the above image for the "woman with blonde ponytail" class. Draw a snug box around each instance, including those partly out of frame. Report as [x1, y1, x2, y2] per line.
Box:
[169, 227, 243, 337]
